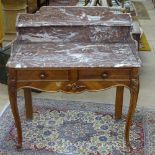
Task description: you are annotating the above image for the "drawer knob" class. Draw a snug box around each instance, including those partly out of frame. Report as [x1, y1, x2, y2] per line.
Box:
[40, 73, 46, 79]
[101, 72, 108, 79]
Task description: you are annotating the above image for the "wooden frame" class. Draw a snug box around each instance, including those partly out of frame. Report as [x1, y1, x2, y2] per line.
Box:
[8, 67, 140, 151]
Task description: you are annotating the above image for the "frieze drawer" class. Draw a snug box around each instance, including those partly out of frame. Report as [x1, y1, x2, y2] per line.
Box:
[78, 69, 131, 80]
[17, 70, 69, 81]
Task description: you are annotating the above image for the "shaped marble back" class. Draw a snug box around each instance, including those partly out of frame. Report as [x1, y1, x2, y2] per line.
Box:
[7, 6, 141, 69]
[16, 6, 133, 43]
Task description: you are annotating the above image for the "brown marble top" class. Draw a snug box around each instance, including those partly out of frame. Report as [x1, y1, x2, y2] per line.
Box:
[7, 6, 141, 69]
[7, 42, 141, 68]
[17, 6, 132, 27]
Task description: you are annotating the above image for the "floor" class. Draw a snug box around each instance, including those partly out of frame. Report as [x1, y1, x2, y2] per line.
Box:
[0, 0, 155, 115]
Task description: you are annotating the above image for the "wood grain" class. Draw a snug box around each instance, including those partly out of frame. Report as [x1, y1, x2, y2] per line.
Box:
[8, 69, 22, 148]
[24, 88, 33, 120]
[8, 67, 140, 149]
[115, 86, 124, 120]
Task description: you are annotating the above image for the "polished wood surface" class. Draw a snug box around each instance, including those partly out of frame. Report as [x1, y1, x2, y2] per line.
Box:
[16, 68, 132, 81]
[115, 86, 124, 120]
[8, 67, 140, 150]
[125, 79, 139, 151]
[8, 69, 22, 149]
[24, 88, 33, 120]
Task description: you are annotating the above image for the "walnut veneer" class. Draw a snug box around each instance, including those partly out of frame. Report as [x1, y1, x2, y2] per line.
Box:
[8, 67, 140, 150]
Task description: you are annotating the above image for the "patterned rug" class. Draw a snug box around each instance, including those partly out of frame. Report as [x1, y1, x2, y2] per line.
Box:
[0, 97, 155, 155]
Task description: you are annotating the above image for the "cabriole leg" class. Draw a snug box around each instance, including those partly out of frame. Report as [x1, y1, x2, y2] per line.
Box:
[24, 88, 33, 120]
[8, 69, 22, 148]
[115, 86, 124, 120]
[125, 79, 139, 150]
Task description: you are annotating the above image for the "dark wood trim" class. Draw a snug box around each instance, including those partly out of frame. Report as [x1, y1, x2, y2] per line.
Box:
[115, 86, 124, 119]
[125, 78, 139, 150]
[24, 88, 33, 120]
[8, 69, 22, 149]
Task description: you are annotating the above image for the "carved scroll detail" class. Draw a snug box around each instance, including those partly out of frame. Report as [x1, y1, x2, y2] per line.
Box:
[130, 78, 139, 93]
[64, 82, 87, 92]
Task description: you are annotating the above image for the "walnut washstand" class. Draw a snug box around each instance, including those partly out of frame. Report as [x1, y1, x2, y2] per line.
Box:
[7, 6, 141, 150]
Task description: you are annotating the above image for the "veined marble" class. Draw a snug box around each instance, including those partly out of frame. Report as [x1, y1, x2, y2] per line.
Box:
[17, 7, 132, 27]
[7, 6, 141, 69]
[7, 42, 141, 68]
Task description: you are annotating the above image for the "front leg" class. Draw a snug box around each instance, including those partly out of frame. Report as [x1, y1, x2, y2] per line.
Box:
[84, 0, 90, 6]
[125, 79, 139, 150]
[8, 69, 22, 148]
[24, 88, 33, 120]
[115, 86, 124, 120]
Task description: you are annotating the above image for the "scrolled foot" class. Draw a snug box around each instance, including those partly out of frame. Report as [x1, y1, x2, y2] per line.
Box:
[123, 142, 133, 153]
[16, 143, 22, 149]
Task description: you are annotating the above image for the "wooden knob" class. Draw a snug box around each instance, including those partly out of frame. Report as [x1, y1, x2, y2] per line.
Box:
[101, 72, 108, 79]
[40, 73, 46, 79]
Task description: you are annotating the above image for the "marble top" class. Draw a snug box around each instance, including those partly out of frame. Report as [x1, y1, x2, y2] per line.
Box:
[7, 42, 141, 68]
[7, 6, 141, 69]
[17, 6, 132, 27]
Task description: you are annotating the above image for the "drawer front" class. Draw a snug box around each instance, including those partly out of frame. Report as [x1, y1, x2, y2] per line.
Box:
[17, 70, 69, 81]
[78, 69, 131, 80]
